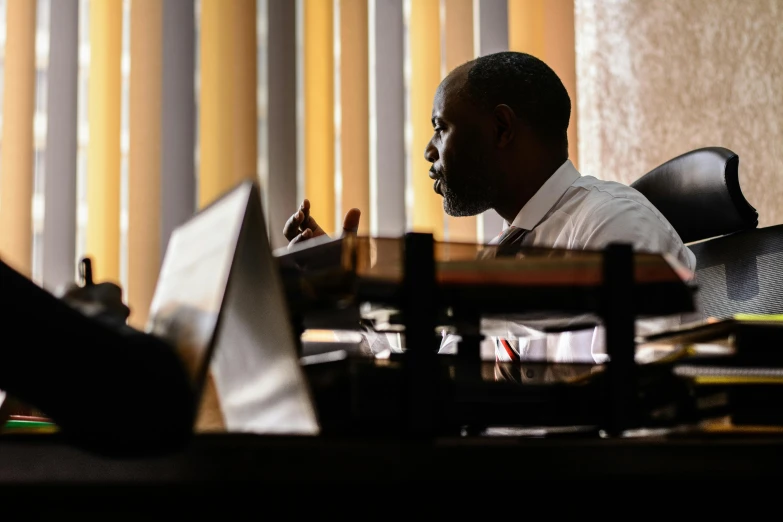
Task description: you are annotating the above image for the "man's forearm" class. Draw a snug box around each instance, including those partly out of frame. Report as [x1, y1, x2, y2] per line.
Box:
[0, 260, 195, 456]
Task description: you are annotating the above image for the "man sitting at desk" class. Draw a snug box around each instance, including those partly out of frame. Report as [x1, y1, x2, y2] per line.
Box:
[283, 51, 696, 364]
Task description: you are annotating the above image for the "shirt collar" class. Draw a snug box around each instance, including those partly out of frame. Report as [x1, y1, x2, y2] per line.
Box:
[507, 159, 581, 230]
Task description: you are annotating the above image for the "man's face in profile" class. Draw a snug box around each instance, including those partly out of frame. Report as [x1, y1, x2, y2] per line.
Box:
[425, 68, 498, 217]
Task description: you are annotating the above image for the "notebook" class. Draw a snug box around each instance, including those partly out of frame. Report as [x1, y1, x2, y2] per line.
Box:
[146, 181, 319, 435]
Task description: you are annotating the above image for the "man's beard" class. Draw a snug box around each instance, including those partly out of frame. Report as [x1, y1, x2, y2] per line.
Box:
[441, 171, 495, 217]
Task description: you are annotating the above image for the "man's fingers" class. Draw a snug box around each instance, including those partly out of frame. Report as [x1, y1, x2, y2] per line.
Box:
[303, 214, 326, 237]
[298, 198, 329, 237]
[287, 229, 313, 249]
[285, 199, 325, 240]
[283, 209, 305, 241]
[341, 208, 361, 236]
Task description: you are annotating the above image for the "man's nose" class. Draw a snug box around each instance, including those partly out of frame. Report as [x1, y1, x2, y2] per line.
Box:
[424, 139, 438, 164]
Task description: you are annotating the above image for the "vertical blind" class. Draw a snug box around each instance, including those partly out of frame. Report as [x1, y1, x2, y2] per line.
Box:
[0, 0, 577, 327]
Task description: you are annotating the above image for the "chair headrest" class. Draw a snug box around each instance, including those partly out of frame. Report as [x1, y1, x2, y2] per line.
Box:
[631, 147, 758, 244]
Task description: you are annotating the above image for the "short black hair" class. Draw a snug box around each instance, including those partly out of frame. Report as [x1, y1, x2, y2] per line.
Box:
[464, 51, 570, 152]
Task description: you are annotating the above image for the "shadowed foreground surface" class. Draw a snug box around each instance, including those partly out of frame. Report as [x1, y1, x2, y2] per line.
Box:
[2, 432, 782, 491]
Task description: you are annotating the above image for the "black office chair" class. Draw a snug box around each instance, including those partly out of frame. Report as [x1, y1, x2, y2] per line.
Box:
[631, 146, 783, 319]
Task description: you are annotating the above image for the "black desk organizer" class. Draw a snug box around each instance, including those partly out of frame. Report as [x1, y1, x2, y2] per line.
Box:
[642, 319, 783, 426]
[278, 233, 699, 438]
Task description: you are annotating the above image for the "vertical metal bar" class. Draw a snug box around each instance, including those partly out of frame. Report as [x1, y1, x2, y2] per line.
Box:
[455, 309, 481, 363]
[403, 232, 439, 437]
[602, 242, 636, 436]
[43, 0, 78, 291]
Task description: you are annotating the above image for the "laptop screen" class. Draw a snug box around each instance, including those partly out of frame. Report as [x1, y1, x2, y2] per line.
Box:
[147, 181, 319, 435]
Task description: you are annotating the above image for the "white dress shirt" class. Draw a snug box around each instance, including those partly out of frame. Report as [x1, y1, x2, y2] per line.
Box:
[439, 159, 697, 363]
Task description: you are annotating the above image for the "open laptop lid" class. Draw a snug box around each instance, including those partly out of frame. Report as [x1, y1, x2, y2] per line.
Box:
[147, 181, 319, 435]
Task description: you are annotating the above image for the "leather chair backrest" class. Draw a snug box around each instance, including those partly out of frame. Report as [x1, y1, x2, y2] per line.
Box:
[689, 224, 783, 319]
[631, 147, 758, 244]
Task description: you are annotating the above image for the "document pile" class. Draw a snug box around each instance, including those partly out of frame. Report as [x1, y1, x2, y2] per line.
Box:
[640, 315, 783, 430]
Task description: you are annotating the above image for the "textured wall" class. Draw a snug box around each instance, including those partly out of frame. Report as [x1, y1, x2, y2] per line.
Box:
[575, 0, 783, 227]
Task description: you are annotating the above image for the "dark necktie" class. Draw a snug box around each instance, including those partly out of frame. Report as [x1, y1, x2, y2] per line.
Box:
[495, 225, 528, 246]
[494, 225, 529, 258]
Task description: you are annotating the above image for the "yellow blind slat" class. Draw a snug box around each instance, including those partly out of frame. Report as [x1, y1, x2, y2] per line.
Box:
[304, 0, 335, 235]
[443, 0, 477, 243]
[0, 0, 36, 277]
[199, 0, 257, 209]
[232, 0, 258, 186]
[86, 0, 123, 283]
[410, 0, 444, 239]
[508, 0, 545, 58]
[339, 0, 370, 235]
[128, 0, 163, 328]
[508, 0, 578, 168]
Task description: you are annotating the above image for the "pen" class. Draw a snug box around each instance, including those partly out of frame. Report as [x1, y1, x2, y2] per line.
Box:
[79, 257, 93, 287]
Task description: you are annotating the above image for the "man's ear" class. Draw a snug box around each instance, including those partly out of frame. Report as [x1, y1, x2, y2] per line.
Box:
[493, 104, 516, 149]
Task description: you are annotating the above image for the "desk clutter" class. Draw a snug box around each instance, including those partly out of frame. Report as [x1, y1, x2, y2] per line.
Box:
[7, 318, 783, 437]
[277, 232, 783, 437]
[639, 316, 783, 430]
[2, 180, 782, 443]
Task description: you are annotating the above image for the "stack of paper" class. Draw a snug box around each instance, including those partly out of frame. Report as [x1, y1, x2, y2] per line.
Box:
[639, 315, 783, 428]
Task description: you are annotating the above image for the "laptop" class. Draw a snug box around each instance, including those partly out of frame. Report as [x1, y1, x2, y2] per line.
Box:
[146, 181, 320, 435]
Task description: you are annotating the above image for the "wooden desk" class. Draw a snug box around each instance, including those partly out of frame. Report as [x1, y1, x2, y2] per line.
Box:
[2, 432, 782, 485]
[2, 432, 781, 516]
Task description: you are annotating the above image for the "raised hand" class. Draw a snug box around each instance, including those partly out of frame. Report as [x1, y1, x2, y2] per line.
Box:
[283, 199, 361, 249]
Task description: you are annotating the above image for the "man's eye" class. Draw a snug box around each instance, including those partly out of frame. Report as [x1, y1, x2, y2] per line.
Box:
[434, 127, 443, 133]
